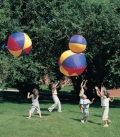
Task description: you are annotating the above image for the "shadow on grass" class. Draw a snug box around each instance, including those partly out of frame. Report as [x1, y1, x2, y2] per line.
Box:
[71, 118, 102, 125]
[71, 118, 80, 122]
[87, 120, 101, 125]
[0, 90, 79, 105]
[0, 91, 120, 108]
[93, 114, 101, 117]
[69, 110, 80, 113]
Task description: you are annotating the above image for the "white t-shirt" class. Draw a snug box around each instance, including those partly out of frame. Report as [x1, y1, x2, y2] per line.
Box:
[83, 99, 90, 109]
[32, 95, 39, 106]
[101, 97, 110, 107]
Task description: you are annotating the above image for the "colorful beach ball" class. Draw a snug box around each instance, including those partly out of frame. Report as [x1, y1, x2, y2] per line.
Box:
[58, 50, 87, 76]
[7, 32, 32, 57]
[69, 35, 87, 53]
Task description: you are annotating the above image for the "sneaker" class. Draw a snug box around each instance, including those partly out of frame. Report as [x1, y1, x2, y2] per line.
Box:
[26, 116, 31, 119]
[85, 120, 88, 122]
[81, 120, 84, 123]
[103, 124, 108, 127]
[48, 108, 52, 112]
[40, 116, 42, 119]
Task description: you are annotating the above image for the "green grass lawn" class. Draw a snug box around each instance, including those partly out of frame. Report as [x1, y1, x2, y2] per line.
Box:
[0, 90, 120, 137]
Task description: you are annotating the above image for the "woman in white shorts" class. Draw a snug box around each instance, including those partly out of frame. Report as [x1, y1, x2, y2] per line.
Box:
[95, 86, 114, 127]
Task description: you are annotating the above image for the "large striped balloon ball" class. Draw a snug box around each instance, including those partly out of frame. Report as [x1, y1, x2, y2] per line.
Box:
[58, 50, 87, 76]
[7, 32, 32, 57]
[69, 34, 87, 53]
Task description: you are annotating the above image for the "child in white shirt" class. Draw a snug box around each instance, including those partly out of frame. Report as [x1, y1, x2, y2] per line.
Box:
[81, 94, 95, 123]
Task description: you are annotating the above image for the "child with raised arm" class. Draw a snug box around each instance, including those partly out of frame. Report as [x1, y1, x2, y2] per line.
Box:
[79, 80, 88, 113]
[26, 88, 42, 119]
[95, 86, 114, 127]
[81, 94, 95, 123]
[48, 81, 62, 112]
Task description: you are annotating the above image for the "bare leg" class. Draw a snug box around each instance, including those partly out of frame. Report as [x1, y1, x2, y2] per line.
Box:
[82, 116, 88, 121]
[29, 112, 32, 117]
[103, 120, 108, 127]
[26, 112, 32, 119]
[107, 119, 111, 123]
[79, 104, 83, 113]
[38, 112, 42, 118]
[84, 116, 88, 121]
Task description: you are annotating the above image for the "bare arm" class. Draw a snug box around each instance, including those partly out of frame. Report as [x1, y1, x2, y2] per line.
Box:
[87, 98, 95, 104]
[83, 80, 88, 87]
[95, 86, 106, 98]
[55, 81, 60, 87]
[83, 80, 88, 89]
[109, 97, 114, 102]
[80, 80, 85, 88]
[27, 92, 32, 99]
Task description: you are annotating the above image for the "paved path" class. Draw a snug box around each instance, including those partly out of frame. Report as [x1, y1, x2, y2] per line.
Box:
[0, 89, 19, 92]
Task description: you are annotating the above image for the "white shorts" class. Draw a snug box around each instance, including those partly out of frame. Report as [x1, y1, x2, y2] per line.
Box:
[29, 104, 41, 113]
[102, 106, 109, 120]
[79, 98, 84, 104]
[83, 108, 89, 117]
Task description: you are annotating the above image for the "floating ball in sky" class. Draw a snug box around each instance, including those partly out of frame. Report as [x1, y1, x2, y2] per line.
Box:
[69, 34, 87, 53]
[7, 32, 32, 57]
[58, 50, 87, 76]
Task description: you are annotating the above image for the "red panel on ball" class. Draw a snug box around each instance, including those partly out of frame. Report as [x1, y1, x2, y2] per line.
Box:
[7, 36, 22, 51]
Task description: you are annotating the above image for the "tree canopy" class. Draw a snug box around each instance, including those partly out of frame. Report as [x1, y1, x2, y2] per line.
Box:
[0, 0, 120, 91]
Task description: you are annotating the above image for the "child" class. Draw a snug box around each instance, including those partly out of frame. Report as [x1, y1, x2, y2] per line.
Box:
[79, 80, 88, 113]
[48, 81, 62, 112]
[81, 94, 95, 123]
[26, 88, 42, 119]
[95, 86, 114, 127]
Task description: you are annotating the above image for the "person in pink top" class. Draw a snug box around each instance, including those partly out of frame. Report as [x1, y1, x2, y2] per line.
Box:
[48, 81, 62, 112]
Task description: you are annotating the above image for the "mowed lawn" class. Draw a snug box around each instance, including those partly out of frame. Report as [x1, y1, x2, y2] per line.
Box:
[0, 88, 120, 137]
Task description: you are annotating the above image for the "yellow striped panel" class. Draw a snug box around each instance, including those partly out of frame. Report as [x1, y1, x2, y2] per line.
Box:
[59, 50, 75, 63]
[8, 49, 22, 57]
[69, 43, 86, 53]
[23, 33, 32, 49]
[60, 66, 69, 76]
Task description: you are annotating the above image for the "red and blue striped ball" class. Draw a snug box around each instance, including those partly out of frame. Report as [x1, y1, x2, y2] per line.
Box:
[7, 32, 32, 57]
[69, 34, 87, 53]
[58, 50, 87, 76]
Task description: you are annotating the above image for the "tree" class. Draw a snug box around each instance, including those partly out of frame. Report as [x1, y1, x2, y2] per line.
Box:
[0, 0, 120, 94]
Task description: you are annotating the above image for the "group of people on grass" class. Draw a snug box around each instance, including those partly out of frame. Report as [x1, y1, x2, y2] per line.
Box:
[26, 79, 114, 128]
[79, 80, 114, 127]
[26, 81, 61, 119]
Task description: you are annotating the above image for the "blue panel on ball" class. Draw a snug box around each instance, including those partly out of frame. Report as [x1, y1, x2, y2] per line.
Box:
[20, 50, 27, 56]
[11, 32, 25, 48]
[69, 35, 87, 45]
[62, 53, 87, 68]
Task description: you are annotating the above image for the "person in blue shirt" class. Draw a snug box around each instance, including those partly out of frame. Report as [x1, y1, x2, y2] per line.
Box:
[81, 94, 95, 123]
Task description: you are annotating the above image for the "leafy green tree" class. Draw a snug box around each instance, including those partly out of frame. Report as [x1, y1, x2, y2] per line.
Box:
[0, 0, 120, 94]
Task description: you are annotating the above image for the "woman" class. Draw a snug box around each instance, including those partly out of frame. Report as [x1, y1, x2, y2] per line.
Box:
[48, 81, 62, 112]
